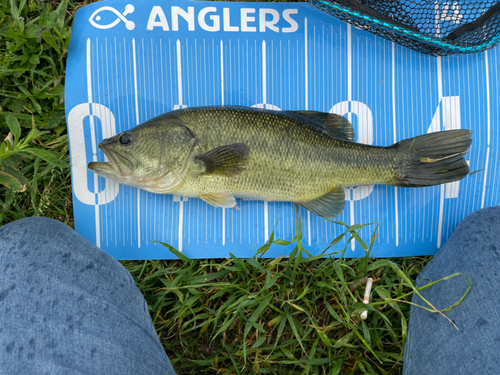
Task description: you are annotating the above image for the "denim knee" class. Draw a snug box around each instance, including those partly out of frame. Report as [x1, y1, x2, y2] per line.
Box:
[454, 206, 500, 234]
[0, 217, 76, 266]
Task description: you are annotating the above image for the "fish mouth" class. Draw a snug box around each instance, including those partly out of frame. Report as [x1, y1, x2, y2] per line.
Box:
[88, 144, 135, 177]
[88, 160, 117, 178]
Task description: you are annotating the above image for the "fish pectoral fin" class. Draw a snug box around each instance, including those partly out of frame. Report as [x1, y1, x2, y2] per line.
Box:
[194, 143, 250, 176]
[289, 111, 355, 141]
[199, 191, 238, 209]
[297, 186, 346, 219]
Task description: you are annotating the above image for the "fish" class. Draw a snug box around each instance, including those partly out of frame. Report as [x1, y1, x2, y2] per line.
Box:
[88, 106, 472, 219]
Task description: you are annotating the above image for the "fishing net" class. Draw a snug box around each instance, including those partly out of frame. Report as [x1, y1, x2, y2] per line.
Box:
[308, 0, 500, 55]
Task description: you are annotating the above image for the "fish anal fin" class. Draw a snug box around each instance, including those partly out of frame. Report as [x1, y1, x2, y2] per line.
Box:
[199, 191, 238, 209]
[297, 186, 346, 218]
[194, 143, 249, 176]
[290, 111, 355, 141]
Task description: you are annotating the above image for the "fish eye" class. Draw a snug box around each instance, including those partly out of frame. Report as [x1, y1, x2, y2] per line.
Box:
[119, 133, 133, 146]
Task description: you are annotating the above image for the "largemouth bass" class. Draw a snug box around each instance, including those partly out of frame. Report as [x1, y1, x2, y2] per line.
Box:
[88, 106, 472, 218]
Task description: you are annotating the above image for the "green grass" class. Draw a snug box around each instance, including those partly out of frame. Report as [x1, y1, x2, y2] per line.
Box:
[123, 220, 434, 374]
[0, 0, 73, 225]
[122, 217, 472, 374]
[0, 1, 457, 374]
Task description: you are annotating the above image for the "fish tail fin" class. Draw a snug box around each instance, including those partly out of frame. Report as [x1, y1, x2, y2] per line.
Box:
[393, 129, 472, 187]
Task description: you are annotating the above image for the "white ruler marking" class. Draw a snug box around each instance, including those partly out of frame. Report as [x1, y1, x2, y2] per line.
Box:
[392, 42, 399, 247]
[482, 148, 490, 209]
[178, 199, 184, 252]
[262, 39, 269, 242]
[176, 39, 183, 106]
[435, 57, 448, 246]
[220, 39, 224, 105]
[221, 39, 225, 245]
[481, 50, 490, 209]
[175, 39, 185, 251]
[304, 18, 311, 246]
[436, 56, 445, 248]
[132, 38, 141, 248]
[347, 24, 355, 251]
[304, 18, 308, 110]
[87, 39, 101, 248]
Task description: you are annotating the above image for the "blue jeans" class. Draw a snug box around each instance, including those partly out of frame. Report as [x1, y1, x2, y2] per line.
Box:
[404, 206, 500, 375]
[0, 217, 175, 375]
[1, 208, 499, 374]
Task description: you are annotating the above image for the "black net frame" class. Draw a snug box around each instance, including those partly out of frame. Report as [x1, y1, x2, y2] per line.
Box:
[308, 0, 500, 55]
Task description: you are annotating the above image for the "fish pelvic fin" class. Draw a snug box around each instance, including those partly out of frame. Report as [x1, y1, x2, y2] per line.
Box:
[199, 191, 238, 209]
[297, 186, 346, 219]
[394, 129, 472, 187]
[289, 111, 355, 141]
[194, 143, 250, 176]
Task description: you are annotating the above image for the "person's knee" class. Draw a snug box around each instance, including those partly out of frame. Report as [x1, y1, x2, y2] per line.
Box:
[0, 217, 72, 263]
[1, 217, 69, 240]
[456, 206, 500, 234]
[426, 206, 500, 279]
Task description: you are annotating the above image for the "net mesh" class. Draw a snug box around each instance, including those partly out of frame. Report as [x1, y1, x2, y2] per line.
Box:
[308, 0, 500, 55]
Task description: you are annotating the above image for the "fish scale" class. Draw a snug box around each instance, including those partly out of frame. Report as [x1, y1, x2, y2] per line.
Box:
[173, 107, 400, 200]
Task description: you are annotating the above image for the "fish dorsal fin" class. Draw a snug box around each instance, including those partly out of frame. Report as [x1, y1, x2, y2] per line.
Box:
[194, 143, 250, 176]
[290, 111, 355, 141]
[298, 186, 346, 218]
[199, 191, 238, 209]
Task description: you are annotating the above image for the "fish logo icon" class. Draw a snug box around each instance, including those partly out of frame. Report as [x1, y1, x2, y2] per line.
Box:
[89, 4, 135, 30]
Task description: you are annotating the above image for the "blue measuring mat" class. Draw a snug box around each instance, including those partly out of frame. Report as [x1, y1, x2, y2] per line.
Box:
[65, 0, 499, 260]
